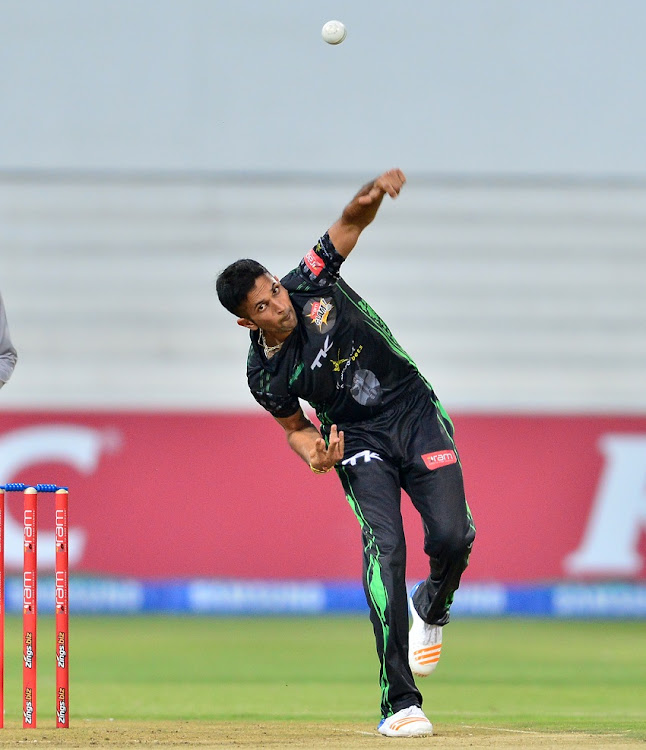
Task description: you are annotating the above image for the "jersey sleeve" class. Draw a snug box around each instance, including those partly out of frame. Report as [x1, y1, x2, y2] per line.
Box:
[249, 387, 300, 419]
[297, 233, 345, 288]
[247, 351, 300, 419]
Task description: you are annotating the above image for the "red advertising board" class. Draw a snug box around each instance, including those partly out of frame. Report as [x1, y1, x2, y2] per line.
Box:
[1, 412, 645, 582]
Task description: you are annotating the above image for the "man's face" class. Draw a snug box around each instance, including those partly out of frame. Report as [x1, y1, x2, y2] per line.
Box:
[238, 273, 297, 339]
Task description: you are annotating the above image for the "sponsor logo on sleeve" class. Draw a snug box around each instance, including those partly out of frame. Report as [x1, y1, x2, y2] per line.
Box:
[303, 249, 325, 277]
[421, 450, 457, 470]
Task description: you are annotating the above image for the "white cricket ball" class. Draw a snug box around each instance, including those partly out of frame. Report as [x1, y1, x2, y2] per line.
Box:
[321, 20, 347, 45]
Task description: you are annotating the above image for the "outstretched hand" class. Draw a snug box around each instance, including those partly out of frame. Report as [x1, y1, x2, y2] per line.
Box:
[309, 424, 345, 473]
[357, 168, 406, 205]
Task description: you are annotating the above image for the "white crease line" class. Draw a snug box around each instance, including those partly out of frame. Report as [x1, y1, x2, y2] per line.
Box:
[461, 725, 546, 735]
[462, 725, 637, 738]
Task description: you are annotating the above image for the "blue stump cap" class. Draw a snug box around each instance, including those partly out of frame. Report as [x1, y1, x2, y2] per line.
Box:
[0, 483, 68, 492]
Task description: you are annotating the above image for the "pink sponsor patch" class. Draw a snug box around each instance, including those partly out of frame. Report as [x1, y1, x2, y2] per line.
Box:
[304, 249, 325, 276]
[421, 449, 457, 470]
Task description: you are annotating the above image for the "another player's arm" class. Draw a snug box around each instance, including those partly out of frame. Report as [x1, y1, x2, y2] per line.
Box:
[274, 408, 344, 473]
[327, 168, 406, 259]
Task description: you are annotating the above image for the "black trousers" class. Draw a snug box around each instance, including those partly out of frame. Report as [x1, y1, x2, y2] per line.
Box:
[333, 380, 476, 718]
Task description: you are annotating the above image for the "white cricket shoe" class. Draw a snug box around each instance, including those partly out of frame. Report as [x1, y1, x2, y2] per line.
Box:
[378, 705, 433, 737]
[408, 583, 443, 677]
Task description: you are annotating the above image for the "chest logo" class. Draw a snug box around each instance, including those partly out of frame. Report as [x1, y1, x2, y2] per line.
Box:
[331, 344, 363, 373]
[350, 369, 382, 407]
[311, 335, 333, 370]
[303, 297, 336, 333]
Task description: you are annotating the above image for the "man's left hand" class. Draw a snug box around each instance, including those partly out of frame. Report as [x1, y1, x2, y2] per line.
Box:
[310, 424, 345, 473]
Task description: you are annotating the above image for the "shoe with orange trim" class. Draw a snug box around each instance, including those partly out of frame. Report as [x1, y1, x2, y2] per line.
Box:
[408, 582, 443, 677]
[377, 705, 433, 737]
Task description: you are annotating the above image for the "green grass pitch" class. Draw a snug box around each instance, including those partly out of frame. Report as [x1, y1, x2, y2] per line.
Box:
[1, 615, 644, 740]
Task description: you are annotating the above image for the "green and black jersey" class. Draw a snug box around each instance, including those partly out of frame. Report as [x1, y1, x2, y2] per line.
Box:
[247, 233, 425, 426]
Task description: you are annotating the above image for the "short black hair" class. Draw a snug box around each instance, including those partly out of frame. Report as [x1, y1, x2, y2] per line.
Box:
[216, 259, 269, 316]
